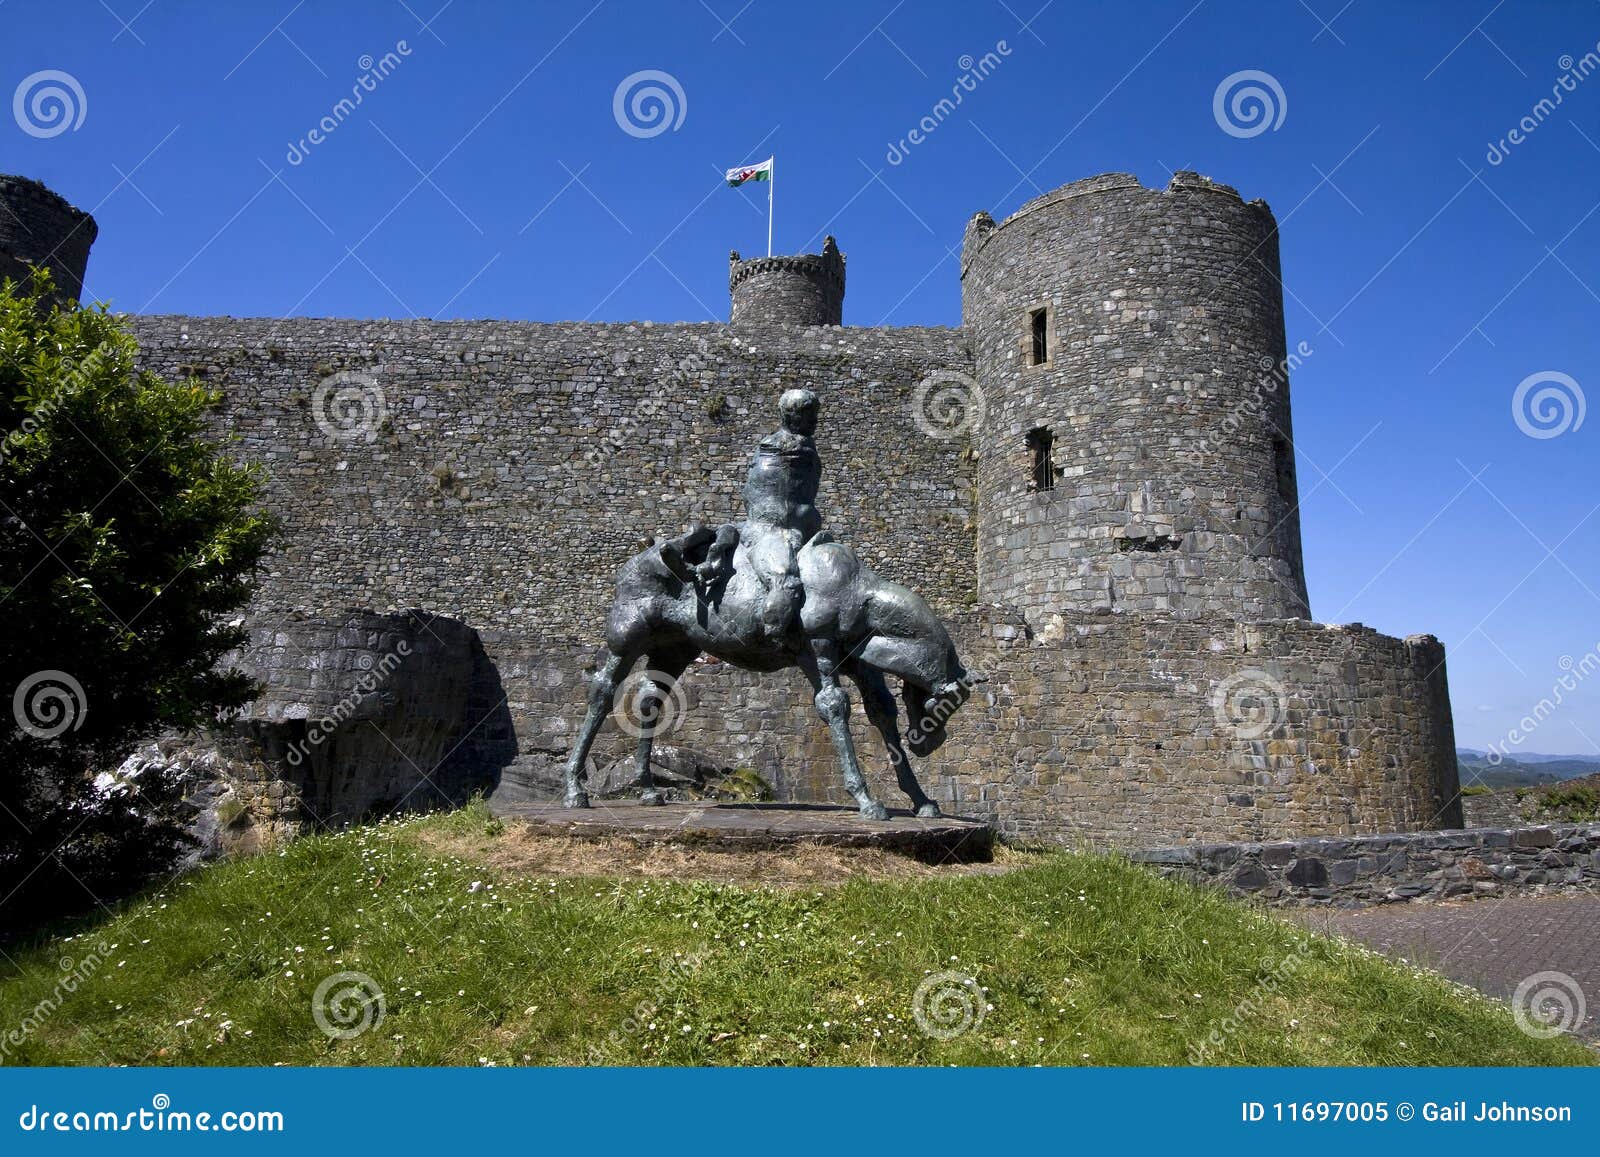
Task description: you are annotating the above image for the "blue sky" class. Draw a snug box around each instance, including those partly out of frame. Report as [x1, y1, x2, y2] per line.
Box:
[4, 0, 1599, 753]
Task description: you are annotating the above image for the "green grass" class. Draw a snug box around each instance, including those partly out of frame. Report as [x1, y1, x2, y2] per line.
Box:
[1, 801, 1590, 1067]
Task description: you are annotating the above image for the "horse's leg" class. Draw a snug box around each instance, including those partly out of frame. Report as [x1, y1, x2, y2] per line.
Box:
[853, 667, 941, 818]
[805, 640, 889, 821]
[563, 650, 638, 808]
[631, 647, 698, 806]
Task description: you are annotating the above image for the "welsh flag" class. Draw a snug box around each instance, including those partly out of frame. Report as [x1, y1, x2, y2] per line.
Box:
[725, 157, 773, 187]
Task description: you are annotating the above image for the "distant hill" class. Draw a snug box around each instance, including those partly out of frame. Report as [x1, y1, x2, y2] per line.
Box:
[1459, 748, 1600, 766]
[1455, 749, 1600, 788]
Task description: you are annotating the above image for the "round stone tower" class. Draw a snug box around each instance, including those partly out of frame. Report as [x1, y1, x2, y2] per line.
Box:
[962, 171, 1310, 623]
[0, 174, 97, 303]
[729, 235, 845, 326]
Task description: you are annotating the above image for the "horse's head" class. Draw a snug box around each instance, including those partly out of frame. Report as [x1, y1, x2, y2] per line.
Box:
[902, 665, 987, 758]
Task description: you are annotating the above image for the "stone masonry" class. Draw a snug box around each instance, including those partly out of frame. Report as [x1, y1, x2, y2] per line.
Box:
[2, 168, 1463, 851]
[0, 175, 97, 304]
[730, 235, 845, 327]
[963, 172, 1309, 621]
[1134, 823, 1600, 907]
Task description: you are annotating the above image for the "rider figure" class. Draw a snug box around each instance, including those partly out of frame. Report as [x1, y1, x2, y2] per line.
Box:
[742, 388, 823, 637]
[663, 388, 823, 642]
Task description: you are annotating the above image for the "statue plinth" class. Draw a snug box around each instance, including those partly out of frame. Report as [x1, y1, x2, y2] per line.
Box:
[492, 799, 994, 863]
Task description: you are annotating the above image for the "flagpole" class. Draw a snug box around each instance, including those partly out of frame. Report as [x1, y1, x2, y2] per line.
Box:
[767, 157, 774, 257]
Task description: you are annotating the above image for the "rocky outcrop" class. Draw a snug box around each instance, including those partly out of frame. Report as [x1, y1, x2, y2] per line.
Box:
[109, 609, 517, 859]
[593, 744, 773, 801]
[107, 735, 308, 864]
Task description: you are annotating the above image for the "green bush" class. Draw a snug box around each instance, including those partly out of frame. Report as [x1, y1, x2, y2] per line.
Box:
[1535, 784, 1599, 824]
[0, 271, 274, 933]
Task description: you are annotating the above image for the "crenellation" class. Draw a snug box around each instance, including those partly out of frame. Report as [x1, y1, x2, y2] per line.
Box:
[729, 235, 845, 327]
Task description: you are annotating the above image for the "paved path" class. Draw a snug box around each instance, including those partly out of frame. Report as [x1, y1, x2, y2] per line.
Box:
[1301, 893, 1600, 1044]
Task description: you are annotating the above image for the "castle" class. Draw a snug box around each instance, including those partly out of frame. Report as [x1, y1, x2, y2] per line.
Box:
[2, 169, 1462, 852]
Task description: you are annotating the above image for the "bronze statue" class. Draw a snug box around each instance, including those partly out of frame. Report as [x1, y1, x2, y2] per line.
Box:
[563, 388, 980, 819]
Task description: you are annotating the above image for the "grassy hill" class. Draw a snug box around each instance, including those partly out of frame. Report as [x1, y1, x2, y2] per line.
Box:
[0, 802, 1590, 1067]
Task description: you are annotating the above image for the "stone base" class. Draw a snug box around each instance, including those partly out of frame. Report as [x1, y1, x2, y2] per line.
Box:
[488, 799, 995, 863]
[1133, 823, 1600, 907]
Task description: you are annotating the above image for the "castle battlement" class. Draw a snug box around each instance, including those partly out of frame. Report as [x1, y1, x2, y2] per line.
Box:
[729, 235, 845, 327]
[962, 171, 1270, 276]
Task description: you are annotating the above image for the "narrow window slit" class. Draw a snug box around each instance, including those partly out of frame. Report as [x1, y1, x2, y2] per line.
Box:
[1027, 426, 1054, 492]
[1272, 437, 1294, 501]
[1028, 307, 1048, 365]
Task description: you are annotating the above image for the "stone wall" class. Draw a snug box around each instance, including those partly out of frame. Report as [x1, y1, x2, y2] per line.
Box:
[963, 172, 1310, 623]
[119, 304, 1461, 850]
[455, 606, 1460, 848]
[941, 611, 1461, 845]
[1134, 824, 1600, 906]
[111, 610, 506, 859]
[1462, 778, 1600, 829]
[223, 609, 503, 821]
[127, 314, 975, 636]
[1462, 788, 1526, 829]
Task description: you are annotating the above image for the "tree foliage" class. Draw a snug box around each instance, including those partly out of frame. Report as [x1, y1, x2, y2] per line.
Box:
[0, 271, 274, 931]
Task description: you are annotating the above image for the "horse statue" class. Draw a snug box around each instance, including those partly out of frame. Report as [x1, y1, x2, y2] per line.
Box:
[562, 388, 982, 820]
